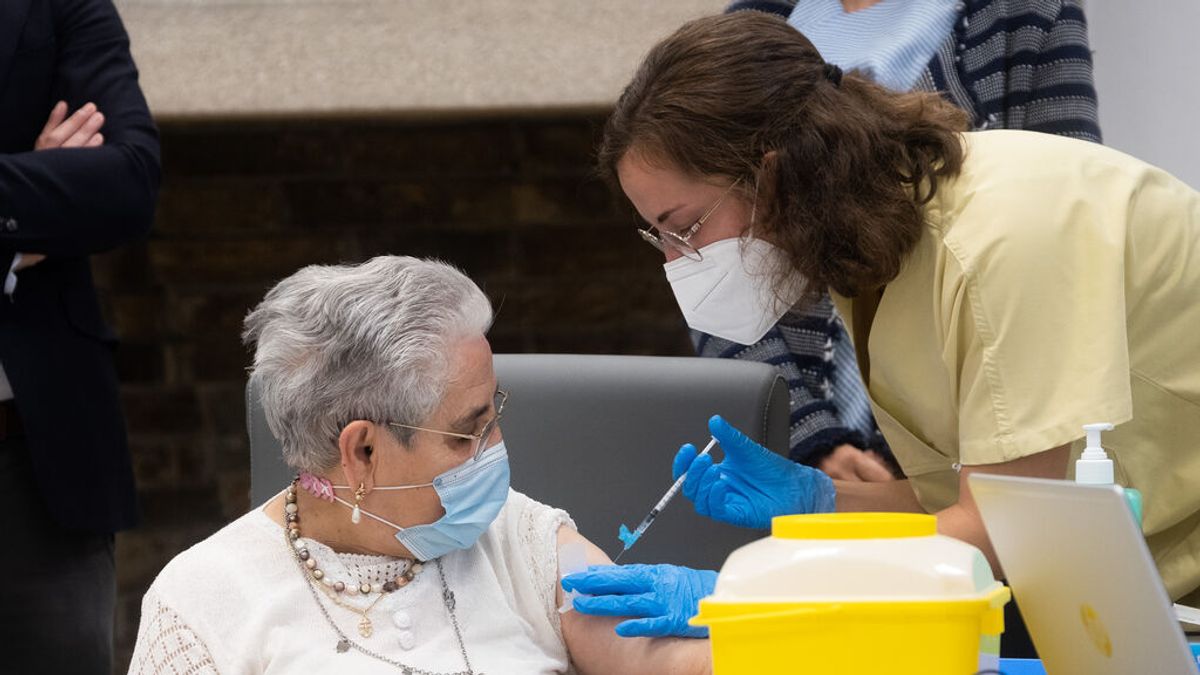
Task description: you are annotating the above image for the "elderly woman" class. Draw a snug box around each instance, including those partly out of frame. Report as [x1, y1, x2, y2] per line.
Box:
[128, 256, 709, 674]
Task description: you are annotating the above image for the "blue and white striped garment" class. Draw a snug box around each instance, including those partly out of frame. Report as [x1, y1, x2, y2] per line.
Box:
[693, 295, 878, 465]
[788, 0, 960, 92]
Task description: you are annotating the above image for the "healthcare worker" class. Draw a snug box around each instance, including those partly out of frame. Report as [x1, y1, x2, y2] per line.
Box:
[563, 11, 1200, 639]
[700, 0, 1102, 482]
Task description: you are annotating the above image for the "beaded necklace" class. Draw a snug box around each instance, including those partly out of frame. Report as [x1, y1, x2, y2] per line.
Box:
[286, 484, 424, 601]
[284, 481, 480, 674]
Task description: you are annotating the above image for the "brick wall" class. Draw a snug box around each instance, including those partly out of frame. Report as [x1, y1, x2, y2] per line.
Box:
[99, 113, 693, 669]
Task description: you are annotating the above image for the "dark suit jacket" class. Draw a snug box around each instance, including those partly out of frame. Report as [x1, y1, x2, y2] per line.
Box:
[0, 0, 160, 532]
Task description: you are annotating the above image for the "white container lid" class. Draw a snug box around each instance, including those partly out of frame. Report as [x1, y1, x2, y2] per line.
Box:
[710, 513, 1000, 603]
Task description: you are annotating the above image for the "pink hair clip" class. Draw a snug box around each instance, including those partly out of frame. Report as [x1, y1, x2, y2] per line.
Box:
[298, 472, 336, 502]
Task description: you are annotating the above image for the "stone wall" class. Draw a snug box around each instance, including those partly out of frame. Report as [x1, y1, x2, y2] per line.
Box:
[102, 113, 693, 669]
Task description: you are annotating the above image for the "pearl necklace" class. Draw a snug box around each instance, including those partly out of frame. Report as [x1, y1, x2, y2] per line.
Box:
[286, 483, 424, 611]
[283, 483, 480, 674]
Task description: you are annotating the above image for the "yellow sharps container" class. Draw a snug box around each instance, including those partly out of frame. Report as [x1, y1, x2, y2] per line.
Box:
[690, 513, 1010, 675]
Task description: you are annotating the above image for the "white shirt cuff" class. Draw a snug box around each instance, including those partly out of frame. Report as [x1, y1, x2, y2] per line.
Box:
[5, 253, 22, 296]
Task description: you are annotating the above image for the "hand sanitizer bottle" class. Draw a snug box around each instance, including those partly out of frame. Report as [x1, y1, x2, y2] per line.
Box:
[1076, 423, 1143, 524]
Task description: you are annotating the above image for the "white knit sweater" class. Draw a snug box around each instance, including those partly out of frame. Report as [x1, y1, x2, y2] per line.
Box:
[128, 489, 575, 674]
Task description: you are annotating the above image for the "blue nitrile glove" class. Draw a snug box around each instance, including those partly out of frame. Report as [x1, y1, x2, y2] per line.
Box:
[561, 564, 718, 638]
[673, 415, 836, 529]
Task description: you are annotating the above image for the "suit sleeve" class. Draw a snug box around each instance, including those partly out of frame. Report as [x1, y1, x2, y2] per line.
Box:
[0, 0, 161, 256]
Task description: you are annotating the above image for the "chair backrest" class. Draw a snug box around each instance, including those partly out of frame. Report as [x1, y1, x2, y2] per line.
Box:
[247, 353, 789, 570]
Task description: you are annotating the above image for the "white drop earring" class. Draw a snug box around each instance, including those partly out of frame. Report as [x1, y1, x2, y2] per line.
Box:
[351, 483, 365, 524]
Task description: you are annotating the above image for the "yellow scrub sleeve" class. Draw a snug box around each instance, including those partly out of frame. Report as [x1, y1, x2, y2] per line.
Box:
[832, 130, 1200, 601]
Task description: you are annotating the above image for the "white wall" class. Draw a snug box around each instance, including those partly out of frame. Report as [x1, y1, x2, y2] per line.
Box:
[1088, 0, 1200, 189]
[116, 0, 726, 119]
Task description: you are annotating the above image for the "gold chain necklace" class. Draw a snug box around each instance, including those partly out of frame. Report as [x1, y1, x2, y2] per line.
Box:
[318, 582, 389, 637]
[282, 486, 479, 674]
[286, 483, 424, 597]
[286, 482, 423, 638]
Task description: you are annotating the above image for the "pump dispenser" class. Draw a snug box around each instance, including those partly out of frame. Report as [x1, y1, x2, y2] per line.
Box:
[1075, 422, 1143, 524]
[1076, 423, 1116, 484]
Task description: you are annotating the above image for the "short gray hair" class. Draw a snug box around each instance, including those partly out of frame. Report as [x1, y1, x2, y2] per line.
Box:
[243, 256, 493, 473]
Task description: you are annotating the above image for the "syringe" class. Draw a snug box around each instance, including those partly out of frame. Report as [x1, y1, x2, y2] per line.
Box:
[613, 437, 718, 563]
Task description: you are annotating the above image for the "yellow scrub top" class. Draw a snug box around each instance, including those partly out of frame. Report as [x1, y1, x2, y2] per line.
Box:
[831, 130, 1200, 602]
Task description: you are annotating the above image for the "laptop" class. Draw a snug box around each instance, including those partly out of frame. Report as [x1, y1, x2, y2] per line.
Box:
[969, 473, 1200, 675]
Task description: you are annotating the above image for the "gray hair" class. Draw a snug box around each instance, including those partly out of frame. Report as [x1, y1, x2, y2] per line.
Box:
[242, 256, 493, 473]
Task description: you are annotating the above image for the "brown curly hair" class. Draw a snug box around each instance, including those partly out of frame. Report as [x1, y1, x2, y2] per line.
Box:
[600, 12, 969, 298]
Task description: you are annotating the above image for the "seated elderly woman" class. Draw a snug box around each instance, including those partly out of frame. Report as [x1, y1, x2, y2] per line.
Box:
[128, 256, 710, 674]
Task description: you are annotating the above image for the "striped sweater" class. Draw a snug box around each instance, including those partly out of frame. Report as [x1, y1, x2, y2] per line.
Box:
[728, 0, 1102, 140]
[699, 0, 1102, 465]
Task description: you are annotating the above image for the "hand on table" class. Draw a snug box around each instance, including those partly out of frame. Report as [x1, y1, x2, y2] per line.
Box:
[36, 101, 105, 150]
[818, 444, 895, 482]
[562, 564, 718, 638]
[674, 415, 836, 529]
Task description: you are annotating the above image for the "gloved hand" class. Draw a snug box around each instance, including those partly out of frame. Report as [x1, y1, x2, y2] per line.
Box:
[674, 415, 836, 529]
[561, 564, 718, 638]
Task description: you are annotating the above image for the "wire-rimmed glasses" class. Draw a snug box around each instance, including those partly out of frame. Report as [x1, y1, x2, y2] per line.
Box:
[387, 389, 508, 461]
[637, 179, 742, 261]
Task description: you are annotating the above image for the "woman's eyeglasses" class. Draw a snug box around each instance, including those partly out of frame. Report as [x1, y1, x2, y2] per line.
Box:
[637, 179, 742, 261]
[387, 390, 508, 461]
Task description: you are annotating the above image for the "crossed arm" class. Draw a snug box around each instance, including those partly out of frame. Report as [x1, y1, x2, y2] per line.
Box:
[11, 101, 109, 272]
[0, 0, 160, 268]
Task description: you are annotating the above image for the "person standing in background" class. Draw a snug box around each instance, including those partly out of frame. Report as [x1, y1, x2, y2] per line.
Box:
[0, 0, 161, 672]
[698, 0, 1102, 483]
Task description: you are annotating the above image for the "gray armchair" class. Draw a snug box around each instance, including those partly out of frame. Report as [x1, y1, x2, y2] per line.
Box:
[247, 353, 789, 570]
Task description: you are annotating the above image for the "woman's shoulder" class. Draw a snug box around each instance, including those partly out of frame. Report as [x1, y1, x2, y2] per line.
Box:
[499, 488, 573, 523]
[937, 130, 1168, 245]
[147, 507, 292, 602]
[474, 489, 577, 613]
[960, 130, 1151, 184]
[131, 505, 315, 672]
[490, 489, 577, 551]
[468, 489, 576, 659]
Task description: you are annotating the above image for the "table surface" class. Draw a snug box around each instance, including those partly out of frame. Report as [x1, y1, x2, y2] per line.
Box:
[1000, 644, 1200, 674]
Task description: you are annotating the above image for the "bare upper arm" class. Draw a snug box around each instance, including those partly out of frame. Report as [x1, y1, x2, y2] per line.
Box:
[553, 525, 612, 612]
[941, 443, 1073, 574]
[956, 443, 1072, 514]
[554, 526, 710, 675]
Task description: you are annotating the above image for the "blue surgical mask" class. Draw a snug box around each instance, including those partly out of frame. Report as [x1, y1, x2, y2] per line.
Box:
[338, 441, 511, 561]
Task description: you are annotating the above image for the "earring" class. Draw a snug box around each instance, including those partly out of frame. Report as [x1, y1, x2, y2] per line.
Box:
[351, 483, 365, 524]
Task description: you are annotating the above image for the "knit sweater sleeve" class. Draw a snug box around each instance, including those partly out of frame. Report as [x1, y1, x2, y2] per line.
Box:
[930, 0, 1102, 142]
[1016, 0, 1102, 142]
[692, 294, 866, 465]
[127, 588, 220, 675]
